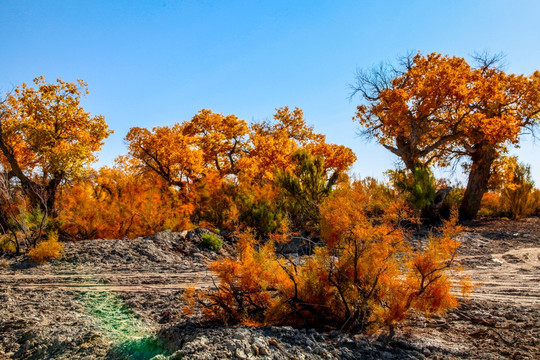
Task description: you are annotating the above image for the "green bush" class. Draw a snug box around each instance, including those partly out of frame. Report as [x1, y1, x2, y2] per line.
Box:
[201, 233, 223, 251]
[390, 166, 437, 211]
[276, 150, 339, 234]
[239, 196, 287, 236]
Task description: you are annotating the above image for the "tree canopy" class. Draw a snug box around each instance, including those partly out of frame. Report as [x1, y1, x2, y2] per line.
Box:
[353, 52, 540, 220]
[0, 76, 111, 214]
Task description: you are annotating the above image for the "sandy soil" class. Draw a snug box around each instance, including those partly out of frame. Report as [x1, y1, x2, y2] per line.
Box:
[0, 219, 538, 359]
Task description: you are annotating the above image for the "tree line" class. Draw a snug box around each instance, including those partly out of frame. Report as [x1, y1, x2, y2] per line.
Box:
[0, 52, 539, 254]
[1, 51, 538, 331]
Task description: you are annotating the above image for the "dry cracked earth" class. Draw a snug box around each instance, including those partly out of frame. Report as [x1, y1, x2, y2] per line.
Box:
[0, 219, 539, 359]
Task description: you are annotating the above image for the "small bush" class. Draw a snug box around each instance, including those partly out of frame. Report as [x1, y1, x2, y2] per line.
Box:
[502, 163, 537, 220]
[478, 192, 504, 217]
[28, 231, 63, 263]
[201, 233, 223, 251]
[0, 235, 17, 254]
[389, 166, 437, 211]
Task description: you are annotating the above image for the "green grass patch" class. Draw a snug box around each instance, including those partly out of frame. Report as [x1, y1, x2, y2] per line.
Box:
[201, 233, 223, 251]
[80, 291, 173, 359]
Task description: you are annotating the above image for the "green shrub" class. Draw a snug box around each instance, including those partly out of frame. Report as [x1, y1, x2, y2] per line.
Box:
[239, 197, 287, 236]
[390, 166, 437, 211]
[276, 150, 339, 234]
[201, 233, 223, 251]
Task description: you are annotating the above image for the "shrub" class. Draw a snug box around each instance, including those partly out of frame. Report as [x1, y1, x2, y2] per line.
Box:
[28, 231, 63, 263]
[390, 166, 437, 211]
[478, 192, 504, 217]
[236, 184, 288, 237]
[201, 233, 223, 251]
[502, 163, 537, 219]
[276, 150, 340, 235]
[0, 235, 16, 254]
[192, 183, 467, 332]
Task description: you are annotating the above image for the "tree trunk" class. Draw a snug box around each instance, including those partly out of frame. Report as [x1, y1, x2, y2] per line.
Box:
[459, 144, 497, 221]
[44, 174, 64, 218]
[396, 136, 422, 171]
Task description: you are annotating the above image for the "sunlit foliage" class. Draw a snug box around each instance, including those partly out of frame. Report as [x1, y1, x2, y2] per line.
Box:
[0, 76, 111, 214]
[58, 161, 193, 240]
[353, 52, 540, 220]
[28, 230, 63, 263]
[194, 182, 467, 332]
[119, 106, 356, 236]
[478, 158, 540, 219]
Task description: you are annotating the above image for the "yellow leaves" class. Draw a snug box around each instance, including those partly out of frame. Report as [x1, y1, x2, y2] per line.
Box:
[0, 76, 111, 178]
[200, 180, 464, 331]
[354, 52, 540, 171]
[28, 231, 63, 264]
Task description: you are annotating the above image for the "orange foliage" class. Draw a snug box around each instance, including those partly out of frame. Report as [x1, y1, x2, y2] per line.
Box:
[353, 53, 540, 219]
[183, 109, 250, 175]
[478, 192, 503, 217]
[354, 53, 540, 169]
[119, 106, 356, 235]
[58, 162, 193, 239]
[28, 231, 63, 263]
[125, 125, 203, 191]
[190, 170, 240, 230]
[0, 76, 111, 213]
[196, 181, 466, 332]
[238, 106, 356, 183]
[354, 53, 475, 169]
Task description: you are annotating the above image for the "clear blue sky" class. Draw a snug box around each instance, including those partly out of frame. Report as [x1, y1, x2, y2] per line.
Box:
[1, 0, 539, 183]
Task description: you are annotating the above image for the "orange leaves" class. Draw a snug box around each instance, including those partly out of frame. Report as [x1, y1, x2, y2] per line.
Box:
[357, 53, 473, 147]
[353, 52, 540, 170]
[240, 106, 355, 184]
[204, 229, 287, 323]
[58, 164, 193, 240]
[121, 106, 356, 234]
[404, 215, 463, 315]
[353, 52, 540, 220]
[200, 182, 464, 332]
[237, 127, 298, 182]
[307, 143, 356, 174]
[125, 125, 203, 188]
[183, 109, 250, 175]
[0, 76, 111, 177]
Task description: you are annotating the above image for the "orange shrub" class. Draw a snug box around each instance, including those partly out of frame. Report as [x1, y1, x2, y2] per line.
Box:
[194, 181, 467, 332]
[478, 191, 503, 217]
[28, 231, 63, 263]
[58, 165, 193, 240]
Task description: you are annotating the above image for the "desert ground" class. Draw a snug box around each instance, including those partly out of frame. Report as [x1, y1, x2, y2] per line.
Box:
[1, 219, 539, 359]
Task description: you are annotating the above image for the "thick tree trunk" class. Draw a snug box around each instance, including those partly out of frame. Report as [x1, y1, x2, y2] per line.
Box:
[396, 136, 422, 171]
[459, 144, 497, 221]
[44, 174, 64, 218]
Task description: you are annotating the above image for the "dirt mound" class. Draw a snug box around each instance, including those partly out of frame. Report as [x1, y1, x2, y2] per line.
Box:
[160, 324, 434, 360]
[60, 229, 230, 269]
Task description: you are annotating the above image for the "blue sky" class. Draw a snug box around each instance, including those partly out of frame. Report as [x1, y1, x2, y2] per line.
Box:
[1, 0, 539, 183]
